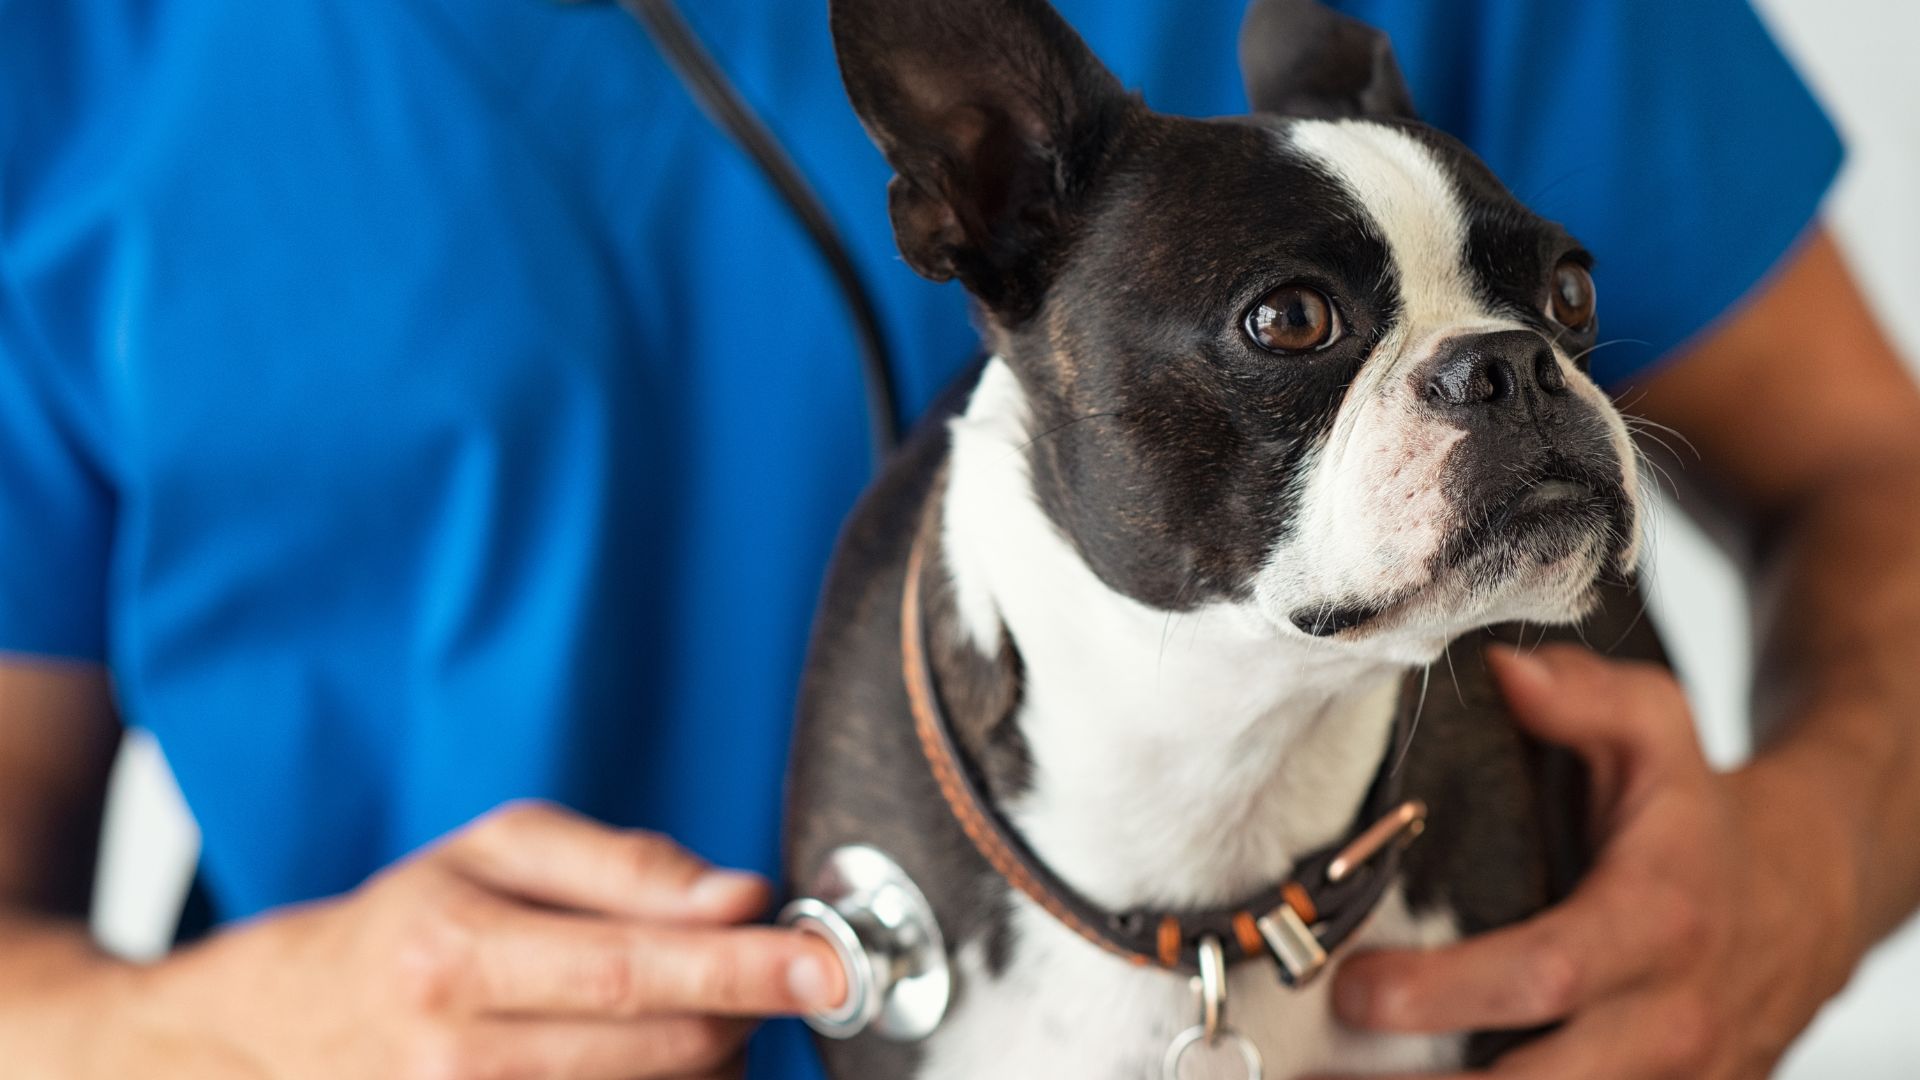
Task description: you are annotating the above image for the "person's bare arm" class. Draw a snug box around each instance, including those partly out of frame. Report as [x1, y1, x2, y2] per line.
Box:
[1641, 229, 1920, 952]
[0, 660, 844, 1079]
[0, 659, 129, 1042]
[1317, 228, 1920, 1080]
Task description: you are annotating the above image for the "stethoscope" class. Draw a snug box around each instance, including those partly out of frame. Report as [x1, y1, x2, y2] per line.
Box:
[591, 0, 950, 1045]
[603, 0, 904, 467]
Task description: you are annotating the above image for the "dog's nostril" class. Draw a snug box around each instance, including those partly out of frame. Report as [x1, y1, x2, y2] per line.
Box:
[1486, 357, 1516, 402]
[1427, 332, 1566, 413]
[1535, 350, 1567, 394]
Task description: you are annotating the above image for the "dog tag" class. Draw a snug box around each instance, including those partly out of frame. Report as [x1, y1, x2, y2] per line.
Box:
[1164, 935, 1264, 1080]
[1162, 1025, 1264, 1080]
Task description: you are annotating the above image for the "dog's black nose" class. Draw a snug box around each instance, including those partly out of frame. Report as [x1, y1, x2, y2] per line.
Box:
[1420, 329, 1567, 413]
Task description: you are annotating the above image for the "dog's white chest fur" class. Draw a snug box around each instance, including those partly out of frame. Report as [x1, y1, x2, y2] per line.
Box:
[922, 359, 1466, 1077]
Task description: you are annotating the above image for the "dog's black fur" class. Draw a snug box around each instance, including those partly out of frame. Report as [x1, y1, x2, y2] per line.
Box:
[788, 376, 1662, 1077]
[786, 1, 1667, 1074]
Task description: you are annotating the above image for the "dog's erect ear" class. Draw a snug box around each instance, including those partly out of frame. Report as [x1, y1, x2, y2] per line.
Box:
[830, 0, 1132, 317]
[1239, 0, 1416, 120]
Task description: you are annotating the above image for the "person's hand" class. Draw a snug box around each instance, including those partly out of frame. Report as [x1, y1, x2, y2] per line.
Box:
[1310, 645, 1862, 1080]
[105, 801, 844, 1080]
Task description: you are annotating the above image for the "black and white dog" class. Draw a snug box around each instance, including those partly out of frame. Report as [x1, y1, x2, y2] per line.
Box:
[788, 0, 1658, 1075]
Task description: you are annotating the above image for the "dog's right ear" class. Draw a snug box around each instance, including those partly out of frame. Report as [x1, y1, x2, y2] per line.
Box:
[830, 0, 1133, 318]
[1239, 0, 1416, 120]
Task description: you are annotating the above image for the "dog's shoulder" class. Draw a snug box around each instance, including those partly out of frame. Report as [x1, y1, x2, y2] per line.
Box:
[787, 359, 979, 872]
[786, 357, 1029, 1080]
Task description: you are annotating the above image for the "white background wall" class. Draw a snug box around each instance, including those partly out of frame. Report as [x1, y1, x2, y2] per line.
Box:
[90, 0, 1920, 1071]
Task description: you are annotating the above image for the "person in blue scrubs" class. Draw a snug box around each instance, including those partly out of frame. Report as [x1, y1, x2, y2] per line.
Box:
[6, 1, 1920, 1077]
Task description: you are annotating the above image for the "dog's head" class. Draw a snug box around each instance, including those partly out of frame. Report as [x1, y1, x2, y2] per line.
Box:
[833, 0, 1641, 661]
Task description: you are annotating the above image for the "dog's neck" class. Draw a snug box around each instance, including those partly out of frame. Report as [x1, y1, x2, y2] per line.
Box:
[937, 359, 1415, 913]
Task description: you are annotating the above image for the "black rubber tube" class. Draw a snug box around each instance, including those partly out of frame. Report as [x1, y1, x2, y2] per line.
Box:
[618, 0, 903, 465]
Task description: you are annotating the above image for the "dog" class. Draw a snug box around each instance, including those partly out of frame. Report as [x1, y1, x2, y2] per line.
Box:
[787, 0, 1660, 1075]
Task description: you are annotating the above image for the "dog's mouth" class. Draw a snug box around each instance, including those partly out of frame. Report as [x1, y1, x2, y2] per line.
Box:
[1289, 467, 1632, 640]
[1496, 476, 1595, 523]
[1446, 466, 1626, 572]
[1289, 599, 1391, 638]
[1469, 475, 1608, 556]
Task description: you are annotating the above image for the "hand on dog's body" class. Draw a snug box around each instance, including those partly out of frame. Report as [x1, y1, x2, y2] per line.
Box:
[1320, 647, 1859, 1080]
[0, 797, 843, 1080]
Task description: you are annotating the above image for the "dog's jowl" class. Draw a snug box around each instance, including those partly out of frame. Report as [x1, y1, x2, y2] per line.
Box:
[787, 0, 1653, 1076]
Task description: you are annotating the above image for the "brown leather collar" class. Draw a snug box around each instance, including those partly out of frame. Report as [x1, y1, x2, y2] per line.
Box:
[901, 534, 1428, 983]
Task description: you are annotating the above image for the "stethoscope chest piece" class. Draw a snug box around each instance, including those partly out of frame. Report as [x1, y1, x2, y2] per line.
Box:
[778, 845, 950, 1041]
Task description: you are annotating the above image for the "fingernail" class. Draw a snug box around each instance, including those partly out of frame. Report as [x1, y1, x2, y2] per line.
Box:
[787, 954, 839, 1010]
[688, 869, 765, 909]
[1491, 645, 1551, 686]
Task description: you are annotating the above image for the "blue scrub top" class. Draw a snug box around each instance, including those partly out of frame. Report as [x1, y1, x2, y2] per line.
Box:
[0, 0, 1838, 1074]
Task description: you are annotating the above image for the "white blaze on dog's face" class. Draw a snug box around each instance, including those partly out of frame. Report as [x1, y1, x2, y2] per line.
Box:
[1251, 119, 1642, 661]
[832, 0, 1641, 663]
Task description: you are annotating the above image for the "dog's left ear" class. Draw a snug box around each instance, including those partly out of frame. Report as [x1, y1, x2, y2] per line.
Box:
[830, 0, 1134, 319]
[1239, 0, 1417, 120]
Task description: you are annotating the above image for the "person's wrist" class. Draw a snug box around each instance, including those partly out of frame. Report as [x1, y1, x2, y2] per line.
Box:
[67, 932, 266, 1080]
[82, 961, 158, 1078]
[0, 952, 146, 1080]
[134, 927, 307, 1080]
[1727, 744, 1869, 1001]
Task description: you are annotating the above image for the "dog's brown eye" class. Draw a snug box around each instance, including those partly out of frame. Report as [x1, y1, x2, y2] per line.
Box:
[1246, 285, 1341, 353]
[1550, 260, 1596, 330]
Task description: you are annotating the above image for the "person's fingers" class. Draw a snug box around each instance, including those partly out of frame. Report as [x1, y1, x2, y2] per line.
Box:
[411, 1017, 754, 1080]
[444, 800, 769, 924]
[446, 906, 846, 1019]
[1485, 645, 1705, 804]
[1485, 645, 1681, 752]
[1332, 860, 1700, 1034]
[1304, 989, 1711, 1080]
[1485, 990, 1714, 1080]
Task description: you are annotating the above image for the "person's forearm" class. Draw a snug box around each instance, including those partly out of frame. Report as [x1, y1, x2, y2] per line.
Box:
[0, 910, 117, 985]
[0, 909, 140, 1076]
[1748, 461, 1920, 957]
